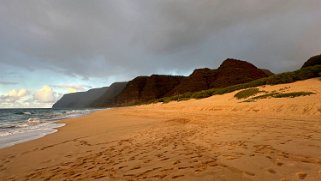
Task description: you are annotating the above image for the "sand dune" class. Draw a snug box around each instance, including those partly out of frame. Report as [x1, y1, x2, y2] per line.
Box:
[0, 78, 321, 180]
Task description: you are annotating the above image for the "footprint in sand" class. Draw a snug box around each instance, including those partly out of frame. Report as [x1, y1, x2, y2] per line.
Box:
[173, 160, 181, 165]
[244, 171, 255, 176]
[268, 168, 276, 174]
[172, 175, 184, 179]
[296, 172, 307, 179]
[178, 166, 189, 170]
[161, 168, 174, 172]
[123, 174, 135, 177]
[153, 174, 167, 179]
[118, 165, 127, 169]
[129, 166, 141, 170]
[266, 156, 273, 160]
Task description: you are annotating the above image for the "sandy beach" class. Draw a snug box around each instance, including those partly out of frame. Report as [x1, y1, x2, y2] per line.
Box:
[0, 78, 321, 181]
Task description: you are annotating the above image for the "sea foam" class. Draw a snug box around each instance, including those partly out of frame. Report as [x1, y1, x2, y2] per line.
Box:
[0, 108, 100, 148]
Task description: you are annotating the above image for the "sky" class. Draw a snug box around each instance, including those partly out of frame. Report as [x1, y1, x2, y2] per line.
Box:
[0, 0, 321, 108]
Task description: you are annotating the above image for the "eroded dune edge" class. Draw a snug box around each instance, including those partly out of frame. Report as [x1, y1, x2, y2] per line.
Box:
[1, 78, 321, 181]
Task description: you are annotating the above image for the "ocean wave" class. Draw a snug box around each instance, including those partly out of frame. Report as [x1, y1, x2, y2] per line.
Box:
[14, 111, 33, 115]
[26, 118, 41, 125]
[0, 125, 16, 129]
[0, 108, 100, 148]
[0, 118, 42, 130]
[0, 122, 65, 148]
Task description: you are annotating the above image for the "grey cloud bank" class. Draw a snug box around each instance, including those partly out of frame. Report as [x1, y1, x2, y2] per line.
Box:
[0, 0, 321, 80]
[0, 80, 18, 85]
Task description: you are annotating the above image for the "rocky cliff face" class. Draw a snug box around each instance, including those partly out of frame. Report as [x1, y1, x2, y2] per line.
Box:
[52, 87, 109, 109]
[260, 69, 274, 76]
[166, 68, 218, 96]
[53, 58, 271, 108]
[209, 59, 268, 88]
[90, 82, 128, 107]
[167, 59, 269, 96]
[114, 75, 185, 105]
[302, 54, 321, 68]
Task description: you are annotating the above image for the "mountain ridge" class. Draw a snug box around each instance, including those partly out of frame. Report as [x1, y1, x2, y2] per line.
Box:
[53, 58, 273, 108]
[52, 87, 109, 109]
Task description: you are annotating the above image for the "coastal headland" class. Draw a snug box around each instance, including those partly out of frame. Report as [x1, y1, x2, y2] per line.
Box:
[1, 78, 321, 181]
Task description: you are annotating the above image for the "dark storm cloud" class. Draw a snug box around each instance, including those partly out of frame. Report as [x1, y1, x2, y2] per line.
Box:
[0, 0, 320, 79]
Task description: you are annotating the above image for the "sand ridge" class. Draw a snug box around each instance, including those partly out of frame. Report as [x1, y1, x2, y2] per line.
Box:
[0, 78, 321, 180]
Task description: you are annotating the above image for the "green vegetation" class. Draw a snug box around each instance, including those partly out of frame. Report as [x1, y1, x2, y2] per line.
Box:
[149, 65, 321, 104]
[244, 91, 315, 102]
[234, 88, 261, 99]
[272, 92, 314, 98]
[244, 93, 276, 102]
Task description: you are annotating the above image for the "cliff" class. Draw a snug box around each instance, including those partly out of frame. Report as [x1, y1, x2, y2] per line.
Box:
[114, 75, 185, 105]
[166, 68, 218, 95]
[53, 58, 272, 108]
[167, 59, 269, 96]
[260, 69, 274, 76]
[302, 54, 321, 68]
[90, 82, 128, 107]
[52, 87, 109, 109]
[209, 59, 269, 88]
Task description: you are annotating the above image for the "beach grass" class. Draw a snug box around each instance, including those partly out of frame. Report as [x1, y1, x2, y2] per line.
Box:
[234, 88, 261, 99]
[272, 92, 315, 98]
[152, 65, 321, 104]
[244, 91, 315, 102]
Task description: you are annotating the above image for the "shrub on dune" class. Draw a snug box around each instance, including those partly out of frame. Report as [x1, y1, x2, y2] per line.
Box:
[234, 88, 261, 99]
[153, 65, 321, 104]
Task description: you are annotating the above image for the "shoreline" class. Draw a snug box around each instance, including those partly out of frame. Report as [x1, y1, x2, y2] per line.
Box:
[0, 122, 65, 149]
[1, 78, 320, 180]
[0, 109, 105, 149]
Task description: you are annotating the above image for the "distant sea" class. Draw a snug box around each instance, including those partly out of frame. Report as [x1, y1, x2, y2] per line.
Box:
[0, 108, 100, 148]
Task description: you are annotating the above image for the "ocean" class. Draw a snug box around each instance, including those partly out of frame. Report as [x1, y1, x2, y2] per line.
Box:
[0, 108, 100, 148]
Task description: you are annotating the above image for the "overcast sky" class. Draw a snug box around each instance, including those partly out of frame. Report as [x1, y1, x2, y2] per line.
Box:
[0, 0, 321, 108]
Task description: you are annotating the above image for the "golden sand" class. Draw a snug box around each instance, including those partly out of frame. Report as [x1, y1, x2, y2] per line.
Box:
[1, 78, 321, 181]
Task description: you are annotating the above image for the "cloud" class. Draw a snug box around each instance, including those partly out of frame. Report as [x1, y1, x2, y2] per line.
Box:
[6, 89, 28, 97]
[51, 84, 90, 93]
[0, 86, 59, 108]
[1, 1, 321, 108]
[34, 85, 56, 103]
[0, 80, 18, 85]
[0, 88, 29, 106]
[0, 0, 320, 80]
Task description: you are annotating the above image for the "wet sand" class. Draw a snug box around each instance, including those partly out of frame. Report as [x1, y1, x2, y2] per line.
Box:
[0, 78, 321, 181]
